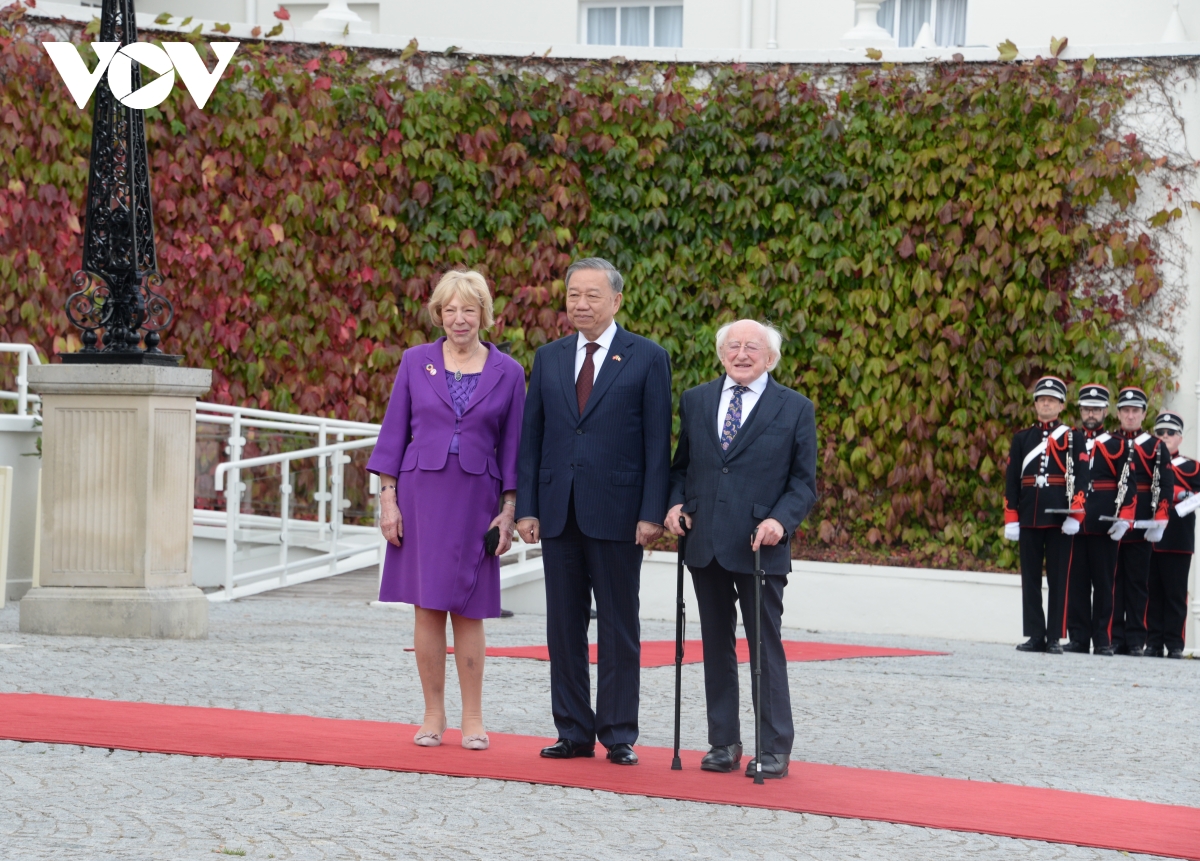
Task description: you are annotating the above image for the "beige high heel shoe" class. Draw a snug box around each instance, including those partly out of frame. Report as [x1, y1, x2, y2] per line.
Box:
[461, 734, 490, 751]
[413, 729, 443, 747]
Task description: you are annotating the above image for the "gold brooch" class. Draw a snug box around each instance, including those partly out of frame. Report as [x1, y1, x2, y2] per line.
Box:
[425, 363, 436, 376]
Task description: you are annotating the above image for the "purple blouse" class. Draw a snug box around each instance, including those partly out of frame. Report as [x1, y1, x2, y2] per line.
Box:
[446, 371, 481, 454]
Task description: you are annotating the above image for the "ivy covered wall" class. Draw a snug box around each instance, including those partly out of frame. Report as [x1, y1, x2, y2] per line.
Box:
[0, 7, 1186, 567]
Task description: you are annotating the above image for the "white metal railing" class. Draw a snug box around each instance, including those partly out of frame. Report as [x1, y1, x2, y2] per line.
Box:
[0, 344, 42, 417]
[197, 402, 378, 542]
[210, 434, 379, 600]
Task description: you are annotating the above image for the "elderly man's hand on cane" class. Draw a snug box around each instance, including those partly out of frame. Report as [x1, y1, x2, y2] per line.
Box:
[666, 504, 692, 537]
[751, 518, 785, 552]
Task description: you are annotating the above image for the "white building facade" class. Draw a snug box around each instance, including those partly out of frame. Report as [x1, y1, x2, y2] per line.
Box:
[59, 0, 1199, 54]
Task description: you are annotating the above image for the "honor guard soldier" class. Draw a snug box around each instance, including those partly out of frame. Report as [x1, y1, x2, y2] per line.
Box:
[1146, 411, 1198, 658]
[1072, 388, 1140, 655]
[1004, 376, 1073, 653]
[1108, 387, 1172, 656]
[1063, 384, 1110, 652]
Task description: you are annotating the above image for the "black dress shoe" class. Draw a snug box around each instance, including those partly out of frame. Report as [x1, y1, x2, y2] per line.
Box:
[1145, 645, 1164, 657]
[1045, 639, 1063, 654]
[1113, 643, 1129, 655]
[1063, 640, 1089, 654]
[700, 743, 743, 773]
[540, 738, 595, 759]
[1168, 649, 1184, 659]
[1126, 645, 1145, 657]
[605, 743, 638, 765]
[744, 753, 789, 779]
[1016, 637, 1046, 652]
[1096, 645, 1115, 656]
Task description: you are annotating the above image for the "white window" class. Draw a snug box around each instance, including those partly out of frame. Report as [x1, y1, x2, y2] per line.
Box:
[583, 4, 684, 48]
[877, 0, 967, 48]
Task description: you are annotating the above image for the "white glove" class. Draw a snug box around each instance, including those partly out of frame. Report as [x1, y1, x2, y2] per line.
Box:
[1108, 520, 1130, 542]
[1145, 523, 1166, 543]
[1061, 518, 1080, 536]
[1004, 522, 1020, 542]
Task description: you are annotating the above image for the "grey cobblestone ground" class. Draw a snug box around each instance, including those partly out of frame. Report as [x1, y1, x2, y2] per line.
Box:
[0, 570, 1196, 860]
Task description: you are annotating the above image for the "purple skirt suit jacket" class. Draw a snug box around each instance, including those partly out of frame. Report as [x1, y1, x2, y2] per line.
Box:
[367, 339, 526, 618]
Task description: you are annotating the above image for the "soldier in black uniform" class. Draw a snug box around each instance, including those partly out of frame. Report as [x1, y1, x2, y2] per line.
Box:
[1063, 384, 1110, 653]
[1146, 411, 1197, 659]
[1109, 387, 1172, 657]
[1004, 376, 1073, 653]
[1073, 391, 1141, 655]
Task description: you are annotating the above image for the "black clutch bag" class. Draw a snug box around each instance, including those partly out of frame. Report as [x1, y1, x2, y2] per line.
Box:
[484, 526, 501, 556]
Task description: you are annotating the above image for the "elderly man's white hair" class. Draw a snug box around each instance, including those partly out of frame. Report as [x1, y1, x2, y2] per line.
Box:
[715, 320, 782, 371]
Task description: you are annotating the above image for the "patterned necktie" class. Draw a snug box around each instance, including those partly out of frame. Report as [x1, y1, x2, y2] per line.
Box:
[721, 385, 750, 450]
[576, 342, 601, 414]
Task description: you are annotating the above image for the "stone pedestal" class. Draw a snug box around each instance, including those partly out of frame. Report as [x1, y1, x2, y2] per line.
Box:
[20, 364, 212, 639]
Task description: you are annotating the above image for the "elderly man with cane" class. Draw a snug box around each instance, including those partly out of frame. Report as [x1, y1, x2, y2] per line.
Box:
[666, 320, 818, 780]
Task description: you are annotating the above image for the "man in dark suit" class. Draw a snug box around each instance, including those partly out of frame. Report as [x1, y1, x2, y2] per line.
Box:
[666, 319, 818, 780]
[516, 257, 672, 766]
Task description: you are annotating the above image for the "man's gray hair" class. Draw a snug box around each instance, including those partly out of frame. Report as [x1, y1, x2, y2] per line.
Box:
[565, 257, 624, 293]
[715, 320, 783, 371]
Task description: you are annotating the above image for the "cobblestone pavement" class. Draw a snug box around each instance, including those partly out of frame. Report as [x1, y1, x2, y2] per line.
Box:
[0, 571, 1196, 860]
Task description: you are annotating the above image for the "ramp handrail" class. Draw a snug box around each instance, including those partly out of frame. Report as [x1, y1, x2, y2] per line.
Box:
[213, 435, 378, 599]
[0, 344, 42, 416]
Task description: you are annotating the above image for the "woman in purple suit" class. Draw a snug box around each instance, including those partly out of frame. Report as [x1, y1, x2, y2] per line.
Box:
[367, 269, 526, 751]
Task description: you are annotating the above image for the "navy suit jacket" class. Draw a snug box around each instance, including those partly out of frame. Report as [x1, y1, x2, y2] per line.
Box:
[516, 325, 672, 542]
[669, 375, 819, 575]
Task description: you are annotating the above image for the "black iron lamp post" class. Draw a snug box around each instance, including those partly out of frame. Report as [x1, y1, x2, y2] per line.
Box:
[64, 0, 178, 366]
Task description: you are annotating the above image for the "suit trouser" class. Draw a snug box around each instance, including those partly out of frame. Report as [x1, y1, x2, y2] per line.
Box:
[540, 493, 643, 748]
[1018, 527, 1070, 640]
[690, 561, 794, 756]
[1111, 540, 1152, 651]
[1146, 551, 1192, 654]
[1067, 533, 1118, 650]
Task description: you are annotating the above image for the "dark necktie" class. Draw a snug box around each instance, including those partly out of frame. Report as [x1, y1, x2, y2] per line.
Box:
[721, 385, 750, 450]
[576, 342, 601, 414]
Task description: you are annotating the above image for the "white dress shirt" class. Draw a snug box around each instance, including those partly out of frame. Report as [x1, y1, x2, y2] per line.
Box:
[717, 372, 769, 440]
[574, 320, 618, 384]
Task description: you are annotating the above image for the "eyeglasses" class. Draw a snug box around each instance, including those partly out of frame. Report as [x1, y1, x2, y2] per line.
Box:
[723, 341, 763, 356]
[1154, 429, 1180, 437]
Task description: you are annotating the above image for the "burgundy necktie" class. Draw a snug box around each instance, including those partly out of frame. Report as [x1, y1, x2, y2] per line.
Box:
[576, 342, 601, 414]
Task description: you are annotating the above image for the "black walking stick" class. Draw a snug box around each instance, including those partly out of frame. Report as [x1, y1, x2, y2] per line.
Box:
[753, 531, 765, 785]
[671, 528, 687, 770]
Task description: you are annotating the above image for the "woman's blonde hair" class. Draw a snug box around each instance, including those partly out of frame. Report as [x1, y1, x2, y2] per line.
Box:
[428, 269, 495, 330]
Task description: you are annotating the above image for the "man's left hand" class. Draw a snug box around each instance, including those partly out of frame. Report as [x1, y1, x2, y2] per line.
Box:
[751, 518, 785, 551]
[636, 521, 664, 546]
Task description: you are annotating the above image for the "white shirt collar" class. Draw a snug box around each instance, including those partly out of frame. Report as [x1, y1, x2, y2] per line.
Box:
[577, 320, 618, 352]
[723, 372, 769, 394]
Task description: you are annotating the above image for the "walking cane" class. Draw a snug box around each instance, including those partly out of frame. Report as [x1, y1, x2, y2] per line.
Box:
[753, 531, 765, 785]
[671, 528, 687, 771]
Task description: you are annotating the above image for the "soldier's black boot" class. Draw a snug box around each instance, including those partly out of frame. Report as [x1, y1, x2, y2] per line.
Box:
[1045, 639, 1063, 654]
[1063, 641, 1089, 654]
[1016, 637, 1046, 652]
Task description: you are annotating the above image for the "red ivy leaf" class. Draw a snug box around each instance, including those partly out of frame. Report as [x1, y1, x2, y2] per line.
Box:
[898, 234, 915, 258]
[274, 5, 290, 20]
[304, 58, 320, 73]
[314, 76, 332, 91]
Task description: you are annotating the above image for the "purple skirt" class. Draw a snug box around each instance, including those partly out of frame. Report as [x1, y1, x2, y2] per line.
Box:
[378, 453, 502, 619]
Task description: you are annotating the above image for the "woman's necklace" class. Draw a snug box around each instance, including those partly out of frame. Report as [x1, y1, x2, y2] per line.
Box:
[447, 340, 481, 381]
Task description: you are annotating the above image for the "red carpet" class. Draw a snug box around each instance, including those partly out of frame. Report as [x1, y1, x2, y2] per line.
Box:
[1, 693, 1196, 859]
[406, 639, 948, 667]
